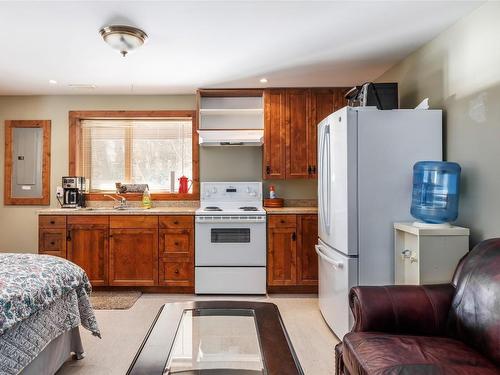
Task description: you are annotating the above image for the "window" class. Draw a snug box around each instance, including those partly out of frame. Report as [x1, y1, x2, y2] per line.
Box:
[69, 111, 198, 198]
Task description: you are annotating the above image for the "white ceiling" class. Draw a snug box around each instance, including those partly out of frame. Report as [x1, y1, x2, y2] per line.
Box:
[0, 1, 482, 95]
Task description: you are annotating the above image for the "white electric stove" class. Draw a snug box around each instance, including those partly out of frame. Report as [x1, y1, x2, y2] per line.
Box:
[195, 182, 266, 294]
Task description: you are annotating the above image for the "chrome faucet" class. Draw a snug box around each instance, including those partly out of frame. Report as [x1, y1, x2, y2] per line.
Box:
[104, 194, 128, 209]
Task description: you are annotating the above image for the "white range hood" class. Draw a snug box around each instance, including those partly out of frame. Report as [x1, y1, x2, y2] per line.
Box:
[198, 130, 264, 146]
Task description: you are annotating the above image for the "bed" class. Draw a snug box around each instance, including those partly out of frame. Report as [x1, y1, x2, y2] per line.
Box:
[0, 253, 100, 375]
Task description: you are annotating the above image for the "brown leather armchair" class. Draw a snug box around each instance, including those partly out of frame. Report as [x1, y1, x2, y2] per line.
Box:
[335, 238, 500, 375]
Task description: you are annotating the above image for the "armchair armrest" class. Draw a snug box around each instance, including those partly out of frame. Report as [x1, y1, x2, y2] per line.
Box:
[349, 284, 455, 336]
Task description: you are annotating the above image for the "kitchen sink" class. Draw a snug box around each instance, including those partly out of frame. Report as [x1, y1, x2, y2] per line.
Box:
[113, 207, 149, 211]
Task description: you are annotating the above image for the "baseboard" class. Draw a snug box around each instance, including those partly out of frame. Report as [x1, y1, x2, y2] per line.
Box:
[93, 286, 194, 294]
[267, 285, 318, 294]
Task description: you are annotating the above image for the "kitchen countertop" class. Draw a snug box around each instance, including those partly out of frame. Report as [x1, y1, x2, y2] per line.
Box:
[38, 207, 199, 215]
[39, 206, 318, 215]
[264, 206, 318, 214]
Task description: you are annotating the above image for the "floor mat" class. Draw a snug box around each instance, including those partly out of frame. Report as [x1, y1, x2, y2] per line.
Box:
[90, 291, 142, 310]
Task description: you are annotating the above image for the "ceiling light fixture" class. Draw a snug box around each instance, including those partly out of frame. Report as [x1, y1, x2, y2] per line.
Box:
[48, 79, 57, 85]
[259, 78, 268, 83]
[99, 25, 148, 57]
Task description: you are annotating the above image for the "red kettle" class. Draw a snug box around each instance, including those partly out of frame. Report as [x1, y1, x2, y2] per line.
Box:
[178, 176, 193, 193]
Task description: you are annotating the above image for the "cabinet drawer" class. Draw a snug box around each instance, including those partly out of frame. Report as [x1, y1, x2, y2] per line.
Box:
[68, 215, 108, 225]
[159, 229, 193, 258]
[110, 216, 158, 229]
[39, 228, 67, 257]
[268, 215, 296, 228]
[159, 216, 193, 229]
[39, 216, 66, 229]
[159, 260, 193, 287]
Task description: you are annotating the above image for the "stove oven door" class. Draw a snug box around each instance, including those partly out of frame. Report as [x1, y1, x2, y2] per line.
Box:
[195, 218, 266, 266]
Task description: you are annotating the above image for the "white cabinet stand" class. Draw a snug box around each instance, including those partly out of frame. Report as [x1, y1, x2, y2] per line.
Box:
[394, 223, 470, 285]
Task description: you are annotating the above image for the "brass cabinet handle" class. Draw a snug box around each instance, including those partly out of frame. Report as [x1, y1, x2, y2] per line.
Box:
[50, 220, 55, 225]
[174, 269, 179, 274]
[292, 232, 296, 241]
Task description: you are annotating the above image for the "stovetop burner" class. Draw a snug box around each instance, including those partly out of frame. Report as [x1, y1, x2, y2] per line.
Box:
[239, 206, 259, 211]
[204, 206, 222, 211]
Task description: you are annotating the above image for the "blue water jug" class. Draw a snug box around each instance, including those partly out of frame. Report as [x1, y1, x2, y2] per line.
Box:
[410, 161, 461, 224]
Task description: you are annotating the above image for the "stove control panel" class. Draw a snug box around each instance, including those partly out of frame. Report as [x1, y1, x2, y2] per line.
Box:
[201, 182, 262, 203]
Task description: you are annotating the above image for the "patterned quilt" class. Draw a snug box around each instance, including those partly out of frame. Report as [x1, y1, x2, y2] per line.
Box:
[0, 253, 100, 337]
[1, 291, 85, 374]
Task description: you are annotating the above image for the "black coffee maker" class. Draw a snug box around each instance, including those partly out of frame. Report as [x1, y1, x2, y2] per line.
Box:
[62, 176, 86, 208]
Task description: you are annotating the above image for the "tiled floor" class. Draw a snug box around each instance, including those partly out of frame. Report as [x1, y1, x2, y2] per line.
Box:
[58, 294, 339, 375]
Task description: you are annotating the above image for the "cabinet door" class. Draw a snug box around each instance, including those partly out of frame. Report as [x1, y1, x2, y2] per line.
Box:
[109, 228, 158, 286]
[309, 89, 335, 179]
[297, 215, 318, 285]
[286, 88, 310, 179]
[67, 224, 109, 286]
[263, 89, 286, 179]
[268, 225, 297, 286]
[309, 88, 349, 178]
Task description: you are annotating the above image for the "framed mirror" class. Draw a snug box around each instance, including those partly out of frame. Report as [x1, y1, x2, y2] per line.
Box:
[4, 120, 51, 205]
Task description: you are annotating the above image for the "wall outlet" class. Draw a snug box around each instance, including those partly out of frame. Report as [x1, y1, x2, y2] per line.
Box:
[56, 186, 64, 198]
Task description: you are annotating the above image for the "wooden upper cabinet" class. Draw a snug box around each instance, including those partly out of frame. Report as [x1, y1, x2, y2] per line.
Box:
[263, 89, 286, 179]
[286, 89, 311, 179]
[263, 87, 347, 180]
[67, 216, 109, 286]
[297, 214, 319, 285]
[309, 89, 336, 179]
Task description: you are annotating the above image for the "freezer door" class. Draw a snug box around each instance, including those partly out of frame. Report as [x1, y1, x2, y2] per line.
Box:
[316, 240, 358, 340]
[319, 108, 358, 256]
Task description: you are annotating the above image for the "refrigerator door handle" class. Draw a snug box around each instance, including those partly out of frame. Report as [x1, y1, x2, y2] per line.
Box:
[319, 123, 331, 234]
[315, 245, 343, 269]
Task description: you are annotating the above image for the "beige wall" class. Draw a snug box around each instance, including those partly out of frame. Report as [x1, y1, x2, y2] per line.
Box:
[0, 95, 315, 253]
[377, 2, 500, 244]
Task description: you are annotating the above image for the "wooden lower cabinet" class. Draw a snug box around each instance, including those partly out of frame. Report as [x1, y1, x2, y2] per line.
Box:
[268, 226, 297, 286]
[297, 215, 318, 285]
[267, 214, 318, 290]
[67, 216, 109, 286]
[38, 214, 195, 290]
[109, 228, 159, 286]
[158, 218, 194, 287]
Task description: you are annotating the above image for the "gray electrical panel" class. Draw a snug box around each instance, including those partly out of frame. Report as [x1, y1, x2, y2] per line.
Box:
[12, 127, 43, 198]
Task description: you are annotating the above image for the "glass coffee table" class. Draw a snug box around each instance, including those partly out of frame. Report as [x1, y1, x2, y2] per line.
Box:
[127, 301, 303, 374]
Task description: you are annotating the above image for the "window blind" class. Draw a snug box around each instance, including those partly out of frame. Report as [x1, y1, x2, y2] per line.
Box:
[80, 118, 192, 192]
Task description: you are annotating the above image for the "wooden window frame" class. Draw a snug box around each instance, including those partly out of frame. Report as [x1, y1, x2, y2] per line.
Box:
[4, 120, 51, 205]
[69, 110, 199, 201]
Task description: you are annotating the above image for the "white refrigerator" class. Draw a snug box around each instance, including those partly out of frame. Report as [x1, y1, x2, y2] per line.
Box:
[316, 107, 442, 339]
